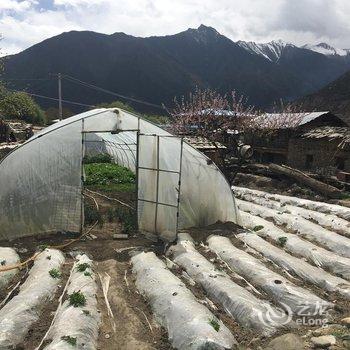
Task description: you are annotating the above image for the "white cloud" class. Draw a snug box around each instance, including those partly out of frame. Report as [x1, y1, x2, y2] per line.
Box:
[0, 0, 37, 12]
[1, 0, 350, 55]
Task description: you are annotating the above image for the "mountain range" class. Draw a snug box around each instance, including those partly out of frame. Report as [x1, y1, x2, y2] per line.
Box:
[299, 70, 350, 120]
[3, 25, 350, 113]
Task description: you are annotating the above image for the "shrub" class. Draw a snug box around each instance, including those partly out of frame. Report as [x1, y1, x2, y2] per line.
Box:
[114, 207, 137, 234]
[84, 203, 103, 227]
[0, 91, 46, 125]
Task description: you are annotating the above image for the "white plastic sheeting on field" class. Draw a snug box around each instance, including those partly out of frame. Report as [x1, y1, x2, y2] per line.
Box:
[0, 247, 20, 289]
[233, 186, 350, 220]
[131, 251, 237, 349]
[234, 188, 350, 236]
[207, 235, 332, 315]
[240, 211, 350, 280]
[237, 199, 350, 258]
[285, 205, 350, 237]
[44, 254, 100, 350]
[168, 236, 291, 336]
[237, 232, 350, 299]
[0, 108, 239, 241]
[0, 249, 64, 348]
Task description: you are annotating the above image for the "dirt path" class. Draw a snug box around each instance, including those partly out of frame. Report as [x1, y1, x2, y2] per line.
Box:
[96, 259, 171, 350]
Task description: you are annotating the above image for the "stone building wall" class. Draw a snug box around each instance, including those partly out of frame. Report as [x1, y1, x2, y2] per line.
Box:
[287, 138, 350, 172]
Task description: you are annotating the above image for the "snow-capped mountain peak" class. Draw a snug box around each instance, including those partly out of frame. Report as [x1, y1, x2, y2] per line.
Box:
[237, 39, 350, 61]
[302, 43, 350, 56]
[237, 39, 294, 62]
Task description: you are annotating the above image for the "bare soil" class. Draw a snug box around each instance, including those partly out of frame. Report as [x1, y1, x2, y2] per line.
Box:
[96, 259, 171, 350]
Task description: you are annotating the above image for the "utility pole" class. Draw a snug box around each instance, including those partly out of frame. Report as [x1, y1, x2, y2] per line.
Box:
[58, 73, 63, 120]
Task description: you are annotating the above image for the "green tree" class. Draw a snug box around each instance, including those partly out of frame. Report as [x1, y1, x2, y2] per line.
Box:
[97, 100, 135, 112]
[0, 91, 46, 125]
[98, 100, 169, 124]
[45, 106, 74, 122]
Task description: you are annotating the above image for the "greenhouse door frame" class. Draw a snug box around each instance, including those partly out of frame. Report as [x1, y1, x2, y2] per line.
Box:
[136, 133, 184, 239]
[80, 125, 139, 234]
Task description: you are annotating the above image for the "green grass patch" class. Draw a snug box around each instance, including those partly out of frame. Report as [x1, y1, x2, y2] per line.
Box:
[84, 163, 135, 187]
[83, 153, 112, 164]
[253, 225, 264, 232]
[69, 291, 86, 307]
[88, 183, 136, 193]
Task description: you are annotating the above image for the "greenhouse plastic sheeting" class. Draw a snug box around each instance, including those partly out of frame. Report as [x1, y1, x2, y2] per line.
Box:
[0, 247, 20, 289]
[45, 254, 100, 350]
[233, 186, 350, 220]
[0, 249, 65, 348]
[0, 108, 239, 241]
[131, 251, 237, 349]
[237, 232, 350, 299]
[207, 235, 332, 315]
[236, 199, 350, 258]
[168, 236, 289, 336]
[240, 211, 350, 280]
[234, 187, 350, 236]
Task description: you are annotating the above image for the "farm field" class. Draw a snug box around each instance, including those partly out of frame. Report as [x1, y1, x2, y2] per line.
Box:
[1, 183, 350, 349]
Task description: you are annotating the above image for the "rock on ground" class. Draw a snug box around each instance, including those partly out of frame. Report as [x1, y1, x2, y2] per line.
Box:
[341, 317, 350, 328]
[310, 335, 336, 348]
[264, 333, 304, 350]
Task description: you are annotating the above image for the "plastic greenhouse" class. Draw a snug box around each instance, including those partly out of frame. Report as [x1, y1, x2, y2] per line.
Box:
[0, 108, 240, 241]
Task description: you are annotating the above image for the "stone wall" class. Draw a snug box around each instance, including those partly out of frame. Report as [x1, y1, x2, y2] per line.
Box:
[288, 138, 350, 172]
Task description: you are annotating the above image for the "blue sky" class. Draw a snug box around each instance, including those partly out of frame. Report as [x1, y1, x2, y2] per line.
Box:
[1, 0, 350, 55]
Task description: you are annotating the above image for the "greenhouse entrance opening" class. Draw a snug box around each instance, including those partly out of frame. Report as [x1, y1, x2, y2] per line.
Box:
[82, 129, 139, 238]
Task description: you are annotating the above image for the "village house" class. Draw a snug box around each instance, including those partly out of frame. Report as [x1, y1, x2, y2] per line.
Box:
[247, 111, 350, 173]
[0, 120, 34, 160]
[183, 135, 226, 165]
